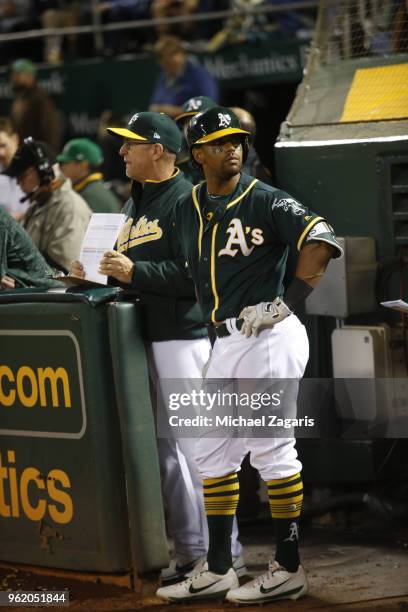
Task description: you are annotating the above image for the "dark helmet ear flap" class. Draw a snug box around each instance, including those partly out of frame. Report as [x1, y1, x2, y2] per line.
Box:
[189, 144, 202, 169]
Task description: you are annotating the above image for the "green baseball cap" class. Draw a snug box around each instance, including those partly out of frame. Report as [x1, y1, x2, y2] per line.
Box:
[175, 96, 216, 124]
[11, 58, 36, 74]
[57, 138, 103, 165]
[107, 111, 181, 155]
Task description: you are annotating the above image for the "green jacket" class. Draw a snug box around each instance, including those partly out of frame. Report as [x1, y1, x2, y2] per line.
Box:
[75, 173, 121, 213]
[0, 208, 61, 288]
[116, 169, 207, 342]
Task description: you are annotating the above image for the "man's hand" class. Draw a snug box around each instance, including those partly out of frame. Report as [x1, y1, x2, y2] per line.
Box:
[70, 260, 86, 279]
[99, 250, 134, 284]
[1, 275, 16, 290]
[239, 298, 292, 338]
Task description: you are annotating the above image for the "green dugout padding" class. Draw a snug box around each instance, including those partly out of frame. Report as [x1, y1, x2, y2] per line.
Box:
[108, 302, 169, 573]
[0, 287, 167, 574]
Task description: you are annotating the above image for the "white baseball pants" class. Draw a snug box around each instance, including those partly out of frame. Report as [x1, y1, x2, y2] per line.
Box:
[196, 315, 309, 481]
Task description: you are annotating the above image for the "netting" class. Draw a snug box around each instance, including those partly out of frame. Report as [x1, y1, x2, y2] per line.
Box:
[286, 0, 408, 127]
[318, 0, 408, 63]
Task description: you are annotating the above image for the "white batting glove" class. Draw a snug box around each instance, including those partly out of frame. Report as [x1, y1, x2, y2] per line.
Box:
[239, 298, 292, 338]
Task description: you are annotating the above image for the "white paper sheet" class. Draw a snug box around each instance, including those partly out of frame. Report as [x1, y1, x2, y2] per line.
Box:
[80, 213, 126, 284]
[380, 299, 408, 313]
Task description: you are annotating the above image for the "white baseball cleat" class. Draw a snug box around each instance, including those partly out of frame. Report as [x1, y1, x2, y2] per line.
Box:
[156, 567, 239, 602]
[225, 561, 308, 605]
[161, 556, 206, 584]
[186, 554, 247, 579]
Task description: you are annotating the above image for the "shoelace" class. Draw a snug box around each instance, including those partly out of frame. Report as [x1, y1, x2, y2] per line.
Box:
[179, 570, 211, 588]
[251, 563, 284, 589]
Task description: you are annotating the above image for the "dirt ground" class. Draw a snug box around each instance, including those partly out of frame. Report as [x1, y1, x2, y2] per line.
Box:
[2, 518, 408, 612]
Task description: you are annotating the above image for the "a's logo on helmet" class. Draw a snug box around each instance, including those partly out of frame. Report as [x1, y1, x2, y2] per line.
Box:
[186, 99, 202, 111]
[218, 113, 231, 128]
[129, 113, 139, 124]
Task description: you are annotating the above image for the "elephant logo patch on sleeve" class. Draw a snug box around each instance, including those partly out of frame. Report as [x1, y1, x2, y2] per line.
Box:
[272, 198, 306, 216]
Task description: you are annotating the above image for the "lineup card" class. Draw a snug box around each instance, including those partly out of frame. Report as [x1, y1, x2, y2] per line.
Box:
[381, 299, 408, 314]
[79, 213, 126, 285]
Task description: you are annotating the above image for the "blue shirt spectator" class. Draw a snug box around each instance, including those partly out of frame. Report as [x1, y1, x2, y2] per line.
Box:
[150, 35, 219, 118]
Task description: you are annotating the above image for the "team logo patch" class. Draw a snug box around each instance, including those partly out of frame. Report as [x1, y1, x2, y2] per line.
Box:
[186, 99, 202, 111]
[129, 113, 139, 124]
[117, 215, 163, 251]
[272, 198, 306, 216]
[218, 113, 231, 128]
[284, 522, 299, 542]
[218, 218, 264, 257]
[153, 132, 161, 139]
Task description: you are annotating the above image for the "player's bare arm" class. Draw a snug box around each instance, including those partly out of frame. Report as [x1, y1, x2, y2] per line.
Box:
[294, 242, 336, 288]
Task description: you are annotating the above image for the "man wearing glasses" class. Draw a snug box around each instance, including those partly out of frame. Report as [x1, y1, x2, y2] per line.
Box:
[71, 111, 243, 583]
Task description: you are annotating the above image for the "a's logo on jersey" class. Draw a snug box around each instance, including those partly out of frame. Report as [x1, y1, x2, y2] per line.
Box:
[117, 215, 163, 251]
[218, 218, 264, 257]
[272, 198, 306, 216]
[218, 113, 231, 128]
[186, 98, 202, 111]
[129, 113, 139, 124]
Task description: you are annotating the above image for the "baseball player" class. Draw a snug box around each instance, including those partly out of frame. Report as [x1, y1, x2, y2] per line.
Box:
[156, 106, 342, 604]
[175, 95, 216, 185]
[70, 111, 244, 583]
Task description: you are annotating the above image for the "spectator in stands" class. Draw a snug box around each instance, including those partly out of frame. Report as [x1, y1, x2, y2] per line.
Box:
[9, 59, 61, 151]
[0, 117, 28, 221]
[152, 0, 197, 36]
[264, 0, 316, 37]
[4, 138, 91, 272]
[0, 1, 30, 34]
[149, 35, 219, 118]
[392, 0, 408, 52]
[92, 0, 152, 54]
[57, 138, 121, 213]
[33, 0, 81, 63]
[0, 207, 61, 289]
[151, 0, 226, 39]
[230, 106, 271, 183]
